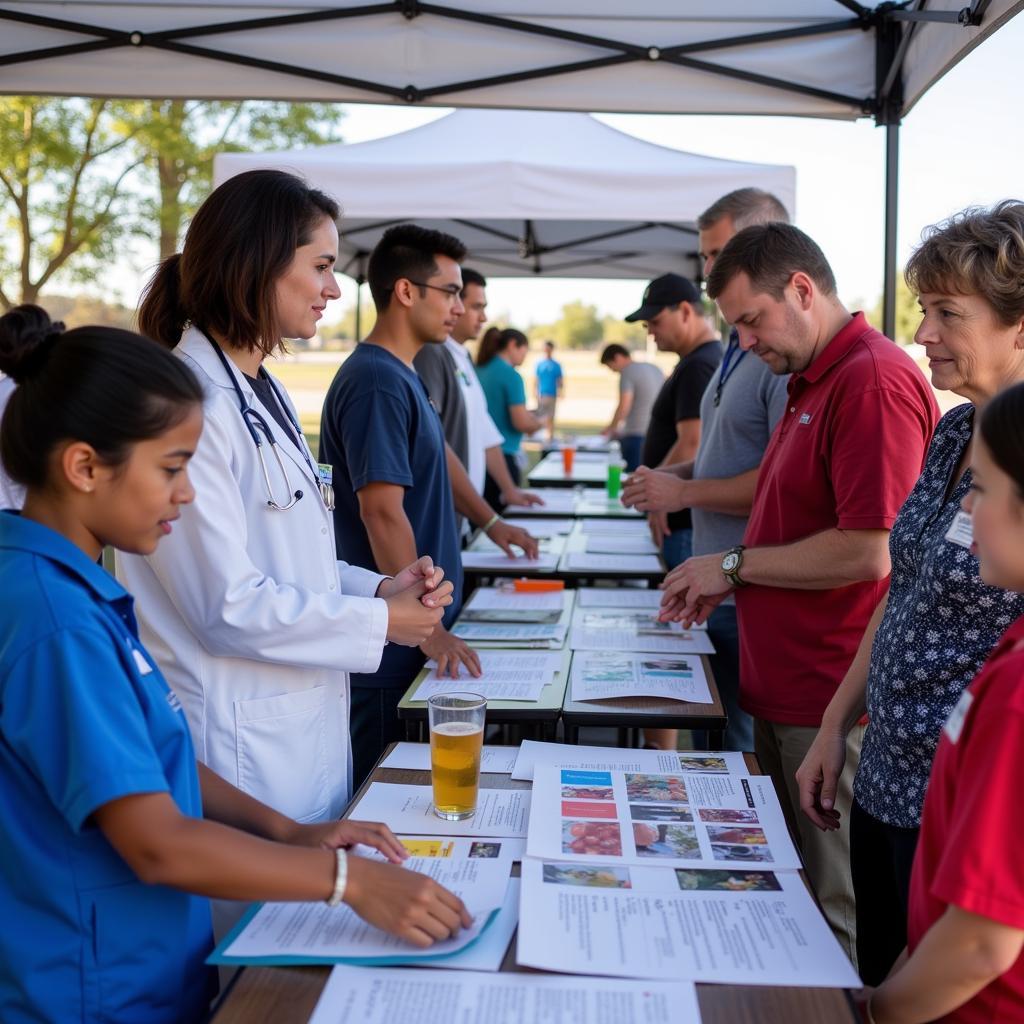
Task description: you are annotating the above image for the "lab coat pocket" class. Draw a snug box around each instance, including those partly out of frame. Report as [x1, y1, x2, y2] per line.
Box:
[234, 686, 331, 822]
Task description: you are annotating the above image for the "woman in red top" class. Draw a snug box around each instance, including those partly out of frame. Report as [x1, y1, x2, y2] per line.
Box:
[868, 380, 1024, 1022]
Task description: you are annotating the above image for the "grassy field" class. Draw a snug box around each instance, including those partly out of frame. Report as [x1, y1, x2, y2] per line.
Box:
[269, 342, 959, 454]
[269, 344, 678, 451]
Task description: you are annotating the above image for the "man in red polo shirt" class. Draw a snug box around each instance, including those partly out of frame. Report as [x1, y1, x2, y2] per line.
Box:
[659, 223, 938, 962]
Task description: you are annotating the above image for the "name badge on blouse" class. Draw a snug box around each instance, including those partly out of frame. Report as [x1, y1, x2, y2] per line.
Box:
[131, 647, 153, 676]
[945, 510, 974, 548]
[943, 689, 974, 744]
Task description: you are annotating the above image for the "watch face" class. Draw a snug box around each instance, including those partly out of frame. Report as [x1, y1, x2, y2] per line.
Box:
[722, 552, 740, 573]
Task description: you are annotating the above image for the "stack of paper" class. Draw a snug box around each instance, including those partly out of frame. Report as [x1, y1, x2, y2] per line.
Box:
[503, 488, 576, 515]
[560, 552, 662, 573]
[579, 519, 652, 536]
[500, 517, 574, 537]
[584, 534, 660, 555]
[568, 608, 715, 655]
[459, 586, 567, 624]
[570, 651, 713, 703]
[209, 838, 515, 968]
[413, 650, 563, 703]
[462, 534, 564, 573]
[381, 742, 519, 774]
[309, 966, 702, 1024]
[576, 586, 663, 609]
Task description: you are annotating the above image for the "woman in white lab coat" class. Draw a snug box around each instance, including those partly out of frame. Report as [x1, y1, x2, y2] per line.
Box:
[119, 170, 450, 823]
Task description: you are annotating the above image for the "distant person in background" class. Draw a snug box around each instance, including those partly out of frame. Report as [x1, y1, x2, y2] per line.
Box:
[598, 344, 665, 472]
[623, 274, 722, 572]
[414, 269, 541, 512]
[477, 327, 548, 510]
[0, 316, 27, 510]
[534, 339, 563, 441]
[621, 188, 791, 753]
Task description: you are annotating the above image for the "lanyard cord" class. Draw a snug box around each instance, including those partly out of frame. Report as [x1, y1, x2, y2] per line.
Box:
[713, 332, 747, 407]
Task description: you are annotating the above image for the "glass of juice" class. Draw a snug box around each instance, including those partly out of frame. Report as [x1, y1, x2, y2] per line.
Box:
[561, 444, 575, 476]
[428, 692, 486, 820]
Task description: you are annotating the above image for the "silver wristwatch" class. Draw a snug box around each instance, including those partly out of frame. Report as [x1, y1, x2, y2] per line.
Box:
[721, 545, 749, 588]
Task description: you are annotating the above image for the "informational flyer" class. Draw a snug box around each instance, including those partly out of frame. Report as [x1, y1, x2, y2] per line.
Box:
[353, 784, 531, 839]
[459, 586, 567, 625]
[579, 519, 652, 536]
[527, 766, 801, 869]
[309, 965, 702, 1024]
[570, 651, 713, 703]
[503, 488, 576, 514]
[381, 742, 519, 775]
[561, 552, 662, 573]
[510, 740, 749, 782]
[584, 534, 659, 555]
[461, 551, 561, 572]
[210, 852, 511, 966]
[451, 621, 568, 648]
[412, 650, 562, 703]
[569, 610, 716, 655]
[501, 517, 574, 537]
[517, 859, 859, 988]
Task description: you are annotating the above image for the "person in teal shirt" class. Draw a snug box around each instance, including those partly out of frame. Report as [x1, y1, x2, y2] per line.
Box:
[475, 327, 548, 508]
[0, 307, 469, 1023]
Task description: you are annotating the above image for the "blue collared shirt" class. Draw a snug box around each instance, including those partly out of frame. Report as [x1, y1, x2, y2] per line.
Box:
[0, 512, 214, 1023]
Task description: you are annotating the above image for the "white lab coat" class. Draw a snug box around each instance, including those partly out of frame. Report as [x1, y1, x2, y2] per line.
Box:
[117, 327, 388, 822]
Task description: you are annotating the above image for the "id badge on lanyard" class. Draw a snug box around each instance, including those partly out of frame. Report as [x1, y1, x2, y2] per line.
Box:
[317, 463, 335, 512]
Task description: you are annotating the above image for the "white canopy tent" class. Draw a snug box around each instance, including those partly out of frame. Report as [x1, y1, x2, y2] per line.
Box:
[2, 0, 1020, 330]
[213, 109, 797, 288]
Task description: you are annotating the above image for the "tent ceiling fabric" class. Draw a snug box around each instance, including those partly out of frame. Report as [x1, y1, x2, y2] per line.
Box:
[1, 2, 1019, 121]
[213, 109, 797, 279]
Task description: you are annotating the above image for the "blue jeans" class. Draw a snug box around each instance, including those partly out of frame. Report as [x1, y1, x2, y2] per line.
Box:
[620, 435, 644, 473]
[661, 527, 693, 571]
[706, 604, 753, 752]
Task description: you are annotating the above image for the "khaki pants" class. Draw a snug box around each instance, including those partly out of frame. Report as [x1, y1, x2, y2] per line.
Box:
[754, 717, 863, 969]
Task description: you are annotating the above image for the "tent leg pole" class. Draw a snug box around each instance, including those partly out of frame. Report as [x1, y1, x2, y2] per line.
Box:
[355, 282, 362, 341]
[882, 121, 900, 340]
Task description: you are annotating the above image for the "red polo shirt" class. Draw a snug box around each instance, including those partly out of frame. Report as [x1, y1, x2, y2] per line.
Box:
[907, 616, 1024, 1023]
[737, 312, 939, 726]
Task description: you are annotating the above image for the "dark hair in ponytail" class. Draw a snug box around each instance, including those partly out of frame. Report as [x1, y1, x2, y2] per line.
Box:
[138, 170, 339, 356]
[0, 305, 204, 489]
[979, 382, 1024, 497]
[475, 327, 527, 368]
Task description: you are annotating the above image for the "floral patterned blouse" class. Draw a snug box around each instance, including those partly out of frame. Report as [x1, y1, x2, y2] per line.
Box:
[854, 402, 1024, 828]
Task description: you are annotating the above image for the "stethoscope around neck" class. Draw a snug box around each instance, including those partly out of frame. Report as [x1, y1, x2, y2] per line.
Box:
[202, 330, 333, 512]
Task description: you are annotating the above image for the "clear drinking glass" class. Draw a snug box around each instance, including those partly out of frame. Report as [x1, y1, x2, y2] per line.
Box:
[428, 692, 486, 820]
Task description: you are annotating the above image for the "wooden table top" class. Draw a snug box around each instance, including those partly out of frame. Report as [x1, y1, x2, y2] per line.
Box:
[211, 752, 858, 1024]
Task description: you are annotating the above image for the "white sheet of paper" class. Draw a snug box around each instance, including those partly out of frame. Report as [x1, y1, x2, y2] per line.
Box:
[576, 587, 661, 608]
[395, 835, 526, 862]
[517, 859, 858, 987]
[527, 765, 801, 870]
[562, 552, 661, 572]
[353, 783, 531, 838]
[463, 588, 566, 612]
[220, 854, 511, 963]
[309, 964, 702, 1024]
[381, 743, 519, 774]
[452, 621, 567, 646]
[501, 517, 574, 536]
[461, 551, 561, 572]
[584, 535, 659, 554]
[571, 651, 713, 703]
[579, 519, 651, 535]
[503, 489, 577, 514]
[413, 650, 561, 703]
[569, 610, 716, 655]
[510, 740, 749, 781]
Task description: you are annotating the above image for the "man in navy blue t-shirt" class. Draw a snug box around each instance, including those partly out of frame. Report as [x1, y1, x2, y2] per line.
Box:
[322, 225, 534, 784]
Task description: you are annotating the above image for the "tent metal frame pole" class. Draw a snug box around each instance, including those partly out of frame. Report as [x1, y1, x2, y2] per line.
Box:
[882, 122, 900, 340]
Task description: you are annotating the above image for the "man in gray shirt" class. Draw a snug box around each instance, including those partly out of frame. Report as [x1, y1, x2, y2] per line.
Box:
[599, 344, 665, 471]
[622, 188, 790, 750]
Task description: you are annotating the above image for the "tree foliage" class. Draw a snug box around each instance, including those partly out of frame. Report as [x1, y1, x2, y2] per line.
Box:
[0, 96, 344, 310]
[867, 274, 921, 346]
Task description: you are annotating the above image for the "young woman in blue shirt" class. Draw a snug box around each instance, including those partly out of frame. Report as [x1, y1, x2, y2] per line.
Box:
[0, 308, 470, 1024]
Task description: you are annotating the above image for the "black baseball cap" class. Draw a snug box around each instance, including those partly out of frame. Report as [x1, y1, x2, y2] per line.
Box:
[625, 273, 702, 322]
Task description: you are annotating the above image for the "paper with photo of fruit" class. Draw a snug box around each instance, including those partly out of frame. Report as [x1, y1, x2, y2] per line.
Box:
[526, 766, 800, 869]
[517, 858, 859, 987]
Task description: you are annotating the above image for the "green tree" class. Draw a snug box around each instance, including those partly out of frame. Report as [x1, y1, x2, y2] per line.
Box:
[0, 96, 344, 309]
[135, 100, 344, 259]
[545, 300, 603, 349]
[0, 97, 144, 309]
[600, 315, 648, 348]
[867, 275, 920, 346]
